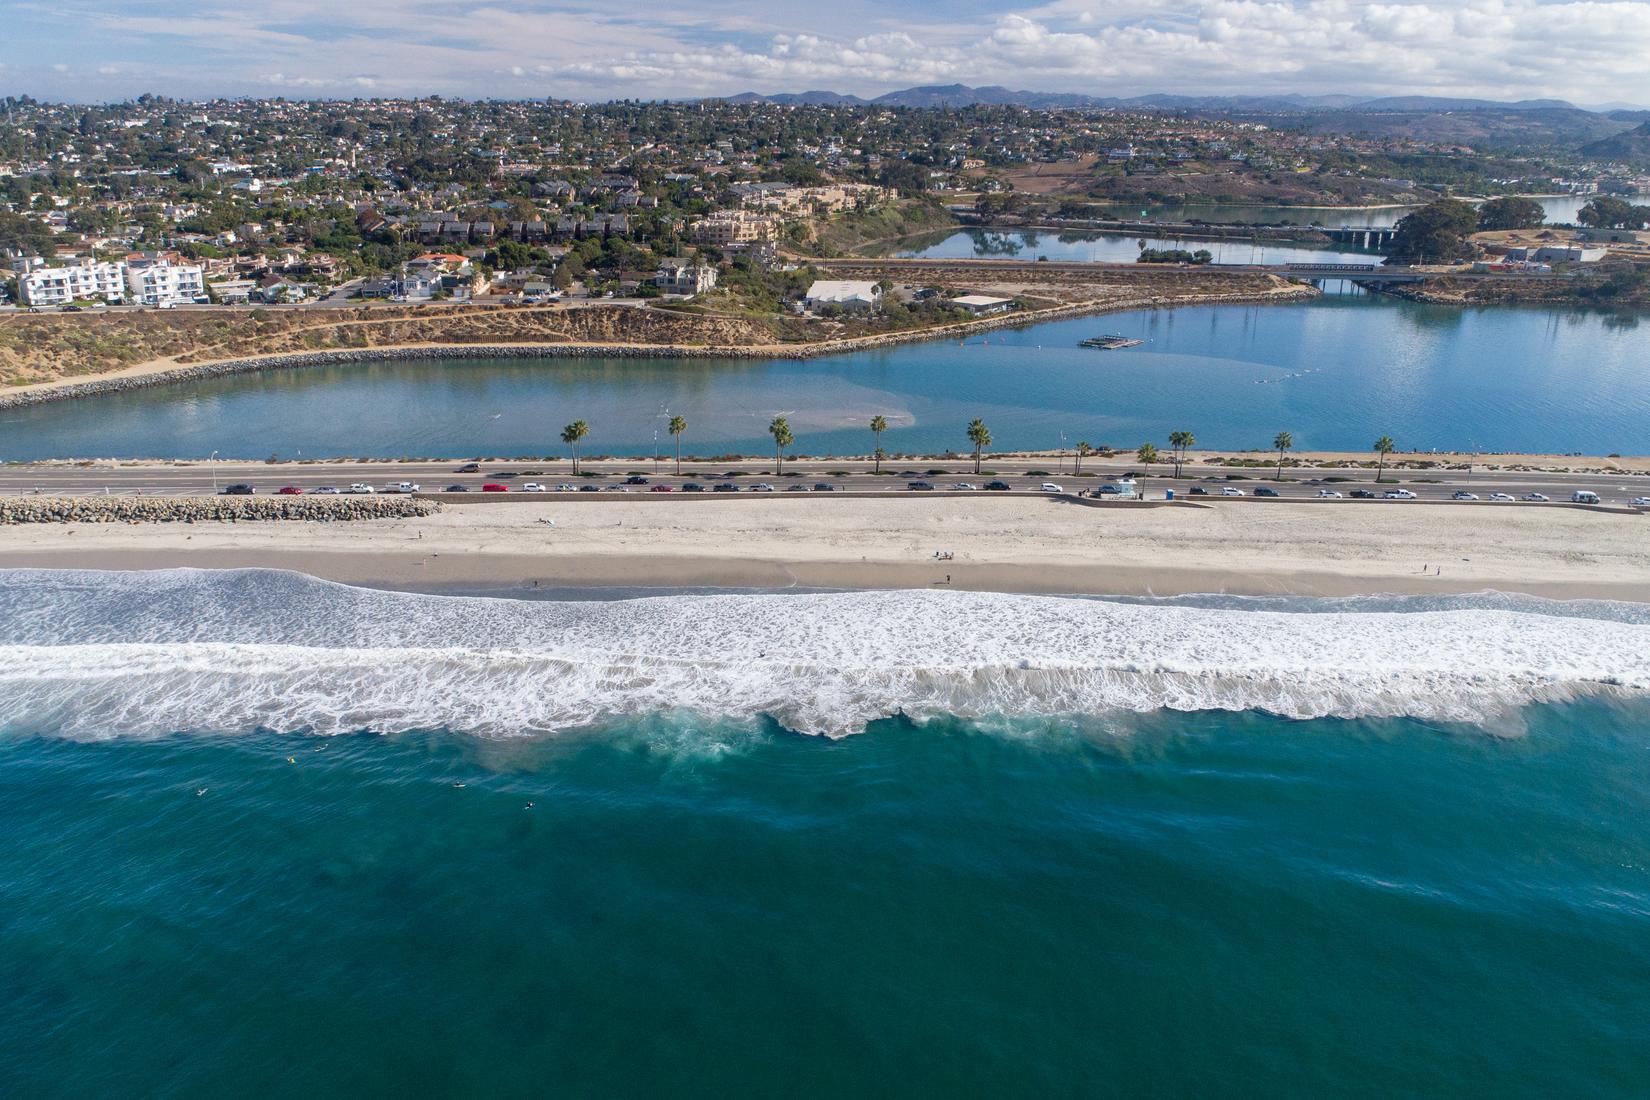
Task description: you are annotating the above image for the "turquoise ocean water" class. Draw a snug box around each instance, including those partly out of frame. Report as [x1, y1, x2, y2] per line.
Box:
[3, 570, 1649, 1095]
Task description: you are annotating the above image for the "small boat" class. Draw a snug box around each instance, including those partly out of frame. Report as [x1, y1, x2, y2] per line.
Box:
[1079, 334, 1143, 350]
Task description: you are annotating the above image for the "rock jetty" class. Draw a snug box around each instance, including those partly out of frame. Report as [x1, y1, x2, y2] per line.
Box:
[0, 495, 439, 524]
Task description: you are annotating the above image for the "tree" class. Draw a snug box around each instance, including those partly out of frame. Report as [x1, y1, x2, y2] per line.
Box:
[1272, 431, 1293, 480]
[869, 415, 888, 473]
[1373, 435, 1395, 484]
[1578, 197, 1650, 231]
[1169, 430, 1194, 477]
[561, 420, 589, 473]
[1476, 197, 1545, 232]
[1075, 441, 1092, 474]
[668, 415, 687, 475]
[1388, 199, 1479, 264]
[768, 416, 794, 473]
[966, 418, 992, 475]
[1136, 442, 1159, 479]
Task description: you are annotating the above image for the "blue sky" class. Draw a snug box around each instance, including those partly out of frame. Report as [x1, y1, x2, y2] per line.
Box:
[2, 0, 1647, 105]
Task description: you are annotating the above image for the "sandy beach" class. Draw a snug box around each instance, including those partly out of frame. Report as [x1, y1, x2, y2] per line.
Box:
[0, 495, 1645, 599]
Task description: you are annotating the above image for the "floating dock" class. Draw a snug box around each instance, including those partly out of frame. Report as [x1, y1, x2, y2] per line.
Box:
[1079, 335, 1144, 350]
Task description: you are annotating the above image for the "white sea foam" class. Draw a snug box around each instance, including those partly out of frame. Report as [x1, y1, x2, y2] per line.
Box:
[0, 569, 1647, 738]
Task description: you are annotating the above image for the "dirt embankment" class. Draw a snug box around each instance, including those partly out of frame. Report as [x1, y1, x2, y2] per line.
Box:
[1376, 273, 1650, 308]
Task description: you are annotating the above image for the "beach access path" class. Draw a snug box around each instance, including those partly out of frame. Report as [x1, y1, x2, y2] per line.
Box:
[0, 496, 1644, 600]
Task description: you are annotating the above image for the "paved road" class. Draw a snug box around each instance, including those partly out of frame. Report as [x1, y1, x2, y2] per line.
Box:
[2, 458, 1645, 509]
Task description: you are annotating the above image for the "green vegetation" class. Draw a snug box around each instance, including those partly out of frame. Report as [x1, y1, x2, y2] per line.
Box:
[1476, 197, 1545, 231]
[1373, 436, 1396, 483]
[1136, 442, 1160, 477]
[966, 419, 992, 475]
[1168, 430, 1194, 478]
[668, 415, 687, 474]
[561, 420, 590, 473]
[768, 416, 794, 472]
[1137, 248, 1213, 264]
[1578, 197, 1650, 230]
[1272, 431, 1293, 480]
[870, 416, 888, 473]
[1388, 199, 1479, 264]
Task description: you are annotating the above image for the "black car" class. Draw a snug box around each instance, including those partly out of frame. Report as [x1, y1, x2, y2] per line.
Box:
[985, 481, 1012, 491]
[813, 483, 837, 492]
[578, 484, 601, 493]
[220, 483, 255, 495]
[681, 483, 705, 493]
[1255, 487, 1280, 497]
[625, 476, 649, 485]
[713, 483, 739, 492]
[444, 484, 470, 493]
[1350, 489, 1377, 499]
[907, 481, 935, 491]
[456, 463, 481, 473]
[1189, 486, 1209, 496]
[786, 484, 808, 492]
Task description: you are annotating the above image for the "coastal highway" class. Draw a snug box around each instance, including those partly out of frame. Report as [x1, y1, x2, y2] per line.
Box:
[2, 459, 1646, 508]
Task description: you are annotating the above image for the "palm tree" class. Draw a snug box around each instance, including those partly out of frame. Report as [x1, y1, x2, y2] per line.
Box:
[869, 415, 888, 473]
[1169, 430, 1194, 478]
[1373, 435, 1395, 483]
[768, 415, 794, 473]
[1272, 430, 1293, 481]
[1075, 441, 1092, 475]
[1137, 441, 1159, 479]
[668, 415, 687, 475]
[966, 418, 992, 475]
[561, 419, 589, 474]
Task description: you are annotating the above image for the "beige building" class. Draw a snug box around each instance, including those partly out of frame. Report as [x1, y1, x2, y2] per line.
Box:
[692, 211, 780, 247]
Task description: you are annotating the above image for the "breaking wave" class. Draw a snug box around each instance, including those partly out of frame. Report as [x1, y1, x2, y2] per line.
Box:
[1, 569, 1648, 738]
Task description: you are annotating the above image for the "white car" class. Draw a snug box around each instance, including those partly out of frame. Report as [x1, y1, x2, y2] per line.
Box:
[555, 484, 577, 492]
[1631, 496, 1650, 507]
[310, 486, 341, 495]
[521, 483, 547, 493]
[1221, 486, 1246, 496]
[950, 483, 978, 491]
[1452, 491, 1479, 501]
[346, 483, 375, 494]
[1316, 489, 1343, 498]
[1488, 492, 1515, 502]
[1523, 492, 1549, 502]
[752, 483, 775, 493]
[382, 481, 420, 494]
[1383, 488, 1417, 499]
[1041, 482, 1064, 493]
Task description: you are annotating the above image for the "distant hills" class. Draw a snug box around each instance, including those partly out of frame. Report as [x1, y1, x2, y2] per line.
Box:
[1580, 121, 1650, 164]
[716, 84, 1594, 113]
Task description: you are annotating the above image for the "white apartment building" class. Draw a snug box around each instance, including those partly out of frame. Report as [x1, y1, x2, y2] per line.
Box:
[691, 211, 780, 248]
[20, 258, 129, 306]
[21, 252, 207, 307]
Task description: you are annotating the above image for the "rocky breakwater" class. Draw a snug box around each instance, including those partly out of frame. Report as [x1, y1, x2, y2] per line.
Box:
[0, 495, 440, 524]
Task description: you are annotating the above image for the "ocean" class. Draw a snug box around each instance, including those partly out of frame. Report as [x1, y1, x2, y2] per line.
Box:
[3, 570, 1649, 1096]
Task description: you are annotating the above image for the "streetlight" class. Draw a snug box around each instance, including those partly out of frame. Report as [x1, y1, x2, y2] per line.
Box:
[209, 450, 218, 493]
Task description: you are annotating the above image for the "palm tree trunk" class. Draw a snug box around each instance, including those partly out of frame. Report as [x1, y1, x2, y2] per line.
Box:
[974, 447, 981, 475]
[675, 436, 681, 476]
[1376, 455, 1385, 483]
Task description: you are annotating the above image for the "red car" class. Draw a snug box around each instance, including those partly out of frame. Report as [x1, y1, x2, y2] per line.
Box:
[276, 486, 304, 495]
[649, 484, 676, 492]
[482, 483, 509, 492]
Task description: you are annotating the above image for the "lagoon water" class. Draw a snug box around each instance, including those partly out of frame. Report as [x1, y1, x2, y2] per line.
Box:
[1080, 195, 1590, 228]
[3, 294, 1645, 460]
[881, 227, 1385, 266]
[2, 570, 1649, 1097]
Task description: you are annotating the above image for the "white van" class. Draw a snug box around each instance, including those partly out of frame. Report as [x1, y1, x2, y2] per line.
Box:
[1571, 490, 1600, 504]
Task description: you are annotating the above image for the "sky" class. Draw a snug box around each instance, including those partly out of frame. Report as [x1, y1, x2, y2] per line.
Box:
[2, 0, 1648, 107]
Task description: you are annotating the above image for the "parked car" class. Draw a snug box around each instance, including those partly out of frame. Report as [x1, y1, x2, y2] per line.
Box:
[713, 483, 739, 492]
[554, 484, 576, 492]
[1488, 492, 1515, 502]
[984, 481, 1012, 491]
[1631, 497, 1650, 507]
[1040, 482, 1064, 493]
[482, 483, 509, 492]
[907, 481, 935, 491]
[813, 483, 837, 492]
[601, 485, 630, 493]
[1522, 492, 1549, 502]
[786, 484, 809, 492]
[1317, 489, 1343, 498]
[382, 482, 420, 494]
[1452, 491, 1479, 501]
[1221, 486, 1246, 496]
[625, 476, 649, 485]
[1254, 487, 1280, 497]
[445, 484, 470, 493]
[1350, 489, 1377, 499]
[682, 483, 706, 493]
[276, 486, 303, 495]
[456, 463, 481, 473]
[521, 483, 547, 492]
[650, 485, 675, 493]
[346, 483, 375, 494]
[310, 486, 341, 494]
[220, 483, 255, 495]
[950, 483, 978, 491]
[578, 485, 601, 493]
[751, 483, 775, 493]
[1572, 490, 1600, 504]
[1383, 488, 1417, 499]
[1189, 486, 1210, 496]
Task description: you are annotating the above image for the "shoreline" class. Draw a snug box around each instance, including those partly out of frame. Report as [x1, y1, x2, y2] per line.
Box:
[1, 496, 1643, 603]
[0, 285, 1313, 410]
